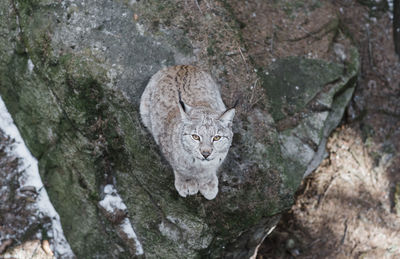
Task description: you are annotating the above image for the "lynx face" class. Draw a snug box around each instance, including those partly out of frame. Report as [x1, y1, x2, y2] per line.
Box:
[180, 105, 235, 165]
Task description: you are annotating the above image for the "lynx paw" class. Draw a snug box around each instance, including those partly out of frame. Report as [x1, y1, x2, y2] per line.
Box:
[199, 176, 218, 200]
[174, 177, 199, 197]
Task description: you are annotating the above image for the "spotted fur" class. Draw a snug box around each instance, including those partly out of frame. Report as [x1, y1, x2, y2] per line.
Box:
[140, 65, 235, 200]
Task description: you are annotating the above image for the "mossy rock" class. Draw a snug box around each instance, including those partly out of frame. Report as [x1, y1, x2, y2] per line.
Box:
[0, 0, 359, 258]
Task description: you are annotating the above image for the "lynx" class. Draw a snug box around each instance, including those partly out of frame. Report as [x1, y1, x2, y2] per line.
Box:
[140, 65, 235, 200]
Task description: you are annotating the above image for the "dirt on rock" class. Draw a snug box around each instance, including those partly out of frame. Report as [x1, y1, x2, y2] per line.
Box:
[259, 126, 400, 258]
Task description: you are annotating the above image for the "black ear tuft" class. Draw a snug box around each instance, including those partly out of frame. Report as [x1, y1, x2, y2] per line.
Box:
[232, 98, 239, 109]
[178, 90, 186, 112]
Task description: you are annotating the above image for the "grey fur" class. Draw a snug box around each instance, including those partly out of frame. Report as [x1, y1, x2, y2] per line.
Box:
[140, 65, 235, 200]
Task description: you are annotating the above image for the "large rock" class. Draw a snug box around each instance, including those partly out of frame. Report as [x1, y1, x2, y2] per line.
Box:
[0, 0, 358, 258]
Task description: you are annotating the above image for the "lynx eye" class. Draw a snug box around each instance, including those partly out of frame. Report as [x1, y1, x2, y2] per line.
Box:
[213, 135, 221, 141]
[192, 134, 200, 141]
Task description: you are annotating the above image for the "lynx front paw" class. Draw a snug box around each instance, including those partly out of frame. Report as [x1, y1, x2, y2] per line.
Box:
[199, 176, 218, 200]
[174, 176, 199, 198]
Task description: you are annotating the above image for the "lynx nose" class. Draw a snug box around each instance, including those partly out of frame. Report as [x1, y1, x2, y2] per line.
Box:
[201, 151, 211, 159]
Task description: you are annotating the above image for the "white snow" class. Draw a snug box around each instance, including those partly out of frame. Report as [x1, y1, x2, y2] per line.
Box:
[136, 23, 145, 36]
[120, 218, 144, 255]
[27, 59, 35, 72]
[99, 184, 127, 212]
[99, 184, 144, 255]
[0, 96, 75, 258]
[388, 0, 394, 19]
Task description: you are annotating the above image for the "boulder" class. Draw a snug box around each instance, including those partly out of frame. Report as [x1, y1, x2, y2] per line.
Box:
[0, 0, 358, 257]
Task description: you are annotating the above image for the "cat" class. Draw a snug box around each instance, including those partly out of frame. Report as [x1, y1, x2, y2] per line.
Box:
[140, 65, 235, 200]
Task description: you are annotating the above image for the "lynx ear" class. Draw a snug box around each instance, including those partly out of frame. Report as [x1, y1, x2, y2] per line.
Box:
[178, 100, 190, 121]
[219, 108, 235, 127]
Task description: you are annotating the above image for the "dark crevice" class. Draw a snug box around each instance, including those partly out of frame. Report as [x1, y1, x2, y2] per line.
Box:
[394, 0, 400, 58]
[294, 133, 319, 152]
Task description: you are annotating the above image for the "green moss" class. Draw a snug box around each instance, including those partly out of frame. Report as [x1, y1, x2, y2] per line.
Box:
[207, 46, 215, 56]
[259, 57, 344, 121]
[0, 1, 141, 256]
[357, 0, 389, 17]
[310, 0, 323, 11]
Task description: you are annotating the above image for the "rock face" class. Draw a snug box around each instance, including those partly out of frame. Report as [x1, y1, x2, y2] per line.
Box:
[0, 0, 358, 258]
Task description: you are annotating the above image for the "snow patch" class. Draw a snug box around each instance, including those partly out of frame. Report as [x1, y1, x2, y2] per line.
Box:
[99, 184, 127, 212]
[387, 0, 394, 19]
[27, 59, 34, 73]
[159, 219, 180, 242]
[120, 218, 144, 255]
[136, 23, 145, 36]
[98, 184, 144, 255]
[0, 96, 75, 258]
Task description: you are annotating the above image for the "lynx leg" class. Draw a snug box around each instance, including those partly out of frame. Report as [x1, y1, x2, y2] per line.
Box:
[199, 174, 218, 200]
[174, 171, 199, 197]
[139, 87, 152, 129]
